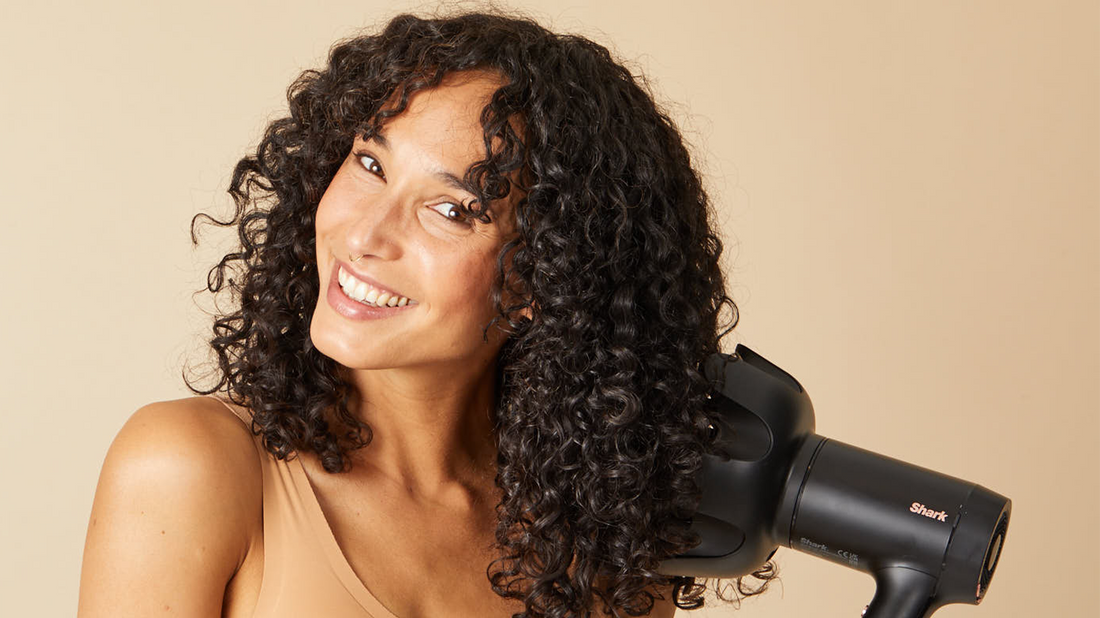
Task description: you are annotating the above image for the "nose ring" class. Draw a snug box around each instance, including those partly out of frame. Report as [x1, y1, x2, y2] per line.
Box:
[350, 253, 364, 263]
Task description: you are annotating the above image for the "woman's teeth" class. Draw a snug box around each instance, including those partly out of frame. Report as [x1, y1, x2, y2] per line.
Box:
[338, 266, 414, 308]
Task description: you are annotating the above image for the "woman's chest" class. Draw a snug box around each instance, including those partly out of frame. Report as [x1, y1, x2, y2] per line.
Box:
[223, 462, 525, 618]
[322, 484, 522, 617]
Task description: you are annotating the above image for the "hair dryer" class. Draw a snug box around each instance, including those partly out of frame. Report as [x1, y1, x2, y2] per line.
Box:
[657, 344, 1010, 618]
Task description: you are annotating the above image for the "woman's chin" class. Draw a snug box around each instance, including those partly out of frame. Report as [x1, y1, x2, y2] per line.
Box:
[309, 313, 386, 369]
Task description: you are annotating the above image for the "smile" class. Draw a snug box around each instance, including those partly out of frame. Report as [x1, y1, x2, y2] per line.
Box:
[337, 265, 417, 308]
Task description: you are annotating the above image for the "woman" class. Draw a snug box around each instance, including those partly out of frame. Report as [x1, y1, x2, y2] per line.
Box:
[78, 10, 777, 618]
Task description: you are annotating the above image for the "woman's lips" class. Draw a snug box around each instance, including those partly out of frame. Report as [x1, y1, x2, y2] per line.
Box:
[326, 261, 417, 321]
[335, 260, 416, 303]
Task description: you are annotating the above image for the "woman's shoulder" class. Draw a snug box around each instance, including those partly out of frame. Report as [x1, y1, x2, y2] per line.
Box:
[93, 395, 264, 531]
[111, 396, 262, 478]
[99, 396, 262, 535]
[78, 396, 263, 615]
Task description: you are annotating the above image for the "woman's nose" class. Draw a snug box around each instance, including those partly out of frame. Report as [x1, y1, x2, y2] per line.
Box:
[344, 192, 406, 262]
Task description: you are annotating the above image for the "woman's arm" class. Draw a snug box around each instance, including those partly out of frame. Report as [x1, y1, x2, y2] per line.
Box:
[77, 399, 262, 617]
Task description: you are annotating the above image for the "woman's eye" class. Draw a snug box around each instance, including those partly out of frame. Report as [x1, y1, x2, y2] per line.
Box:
[357, 154, 385, 178]
[429, 201, 472, 225]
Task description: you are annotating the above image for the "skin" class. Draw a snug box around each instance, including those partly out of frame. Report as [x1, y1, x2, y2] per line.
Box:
[77, 70, 678, 617]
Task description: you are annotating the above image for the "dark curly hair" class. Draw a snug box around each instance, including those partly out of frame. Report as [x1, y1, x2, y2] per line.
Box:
[185, 7, 778, 617]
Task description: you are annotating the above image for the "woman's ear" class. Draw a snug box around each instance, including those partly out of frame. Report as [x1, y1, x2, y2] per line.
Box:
[498, 286, 533, 323]
[506, 301, 533, 323]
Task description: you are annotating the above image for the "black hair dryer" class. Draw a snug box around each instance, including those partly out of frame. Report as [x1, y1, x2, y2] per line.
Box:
[657, 344, 1011, 618]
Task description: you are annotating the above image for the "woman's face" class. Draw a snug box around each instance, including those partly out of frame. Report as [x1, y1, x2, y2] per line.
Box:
[310, 72, 519, 373]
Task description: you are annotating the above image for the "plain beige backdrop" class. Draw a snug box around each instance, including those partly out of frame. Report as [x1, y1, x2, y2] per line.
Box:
[1, 0, 1096, 616]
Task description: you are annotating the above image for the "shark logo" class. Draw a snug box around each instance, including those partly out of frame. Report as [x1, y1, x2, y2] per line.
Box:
[910, 502, 949, 522]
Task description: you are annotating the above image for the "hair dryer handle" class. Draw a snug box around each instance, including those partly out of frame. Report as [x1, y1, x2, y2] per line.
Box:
[861, 567, 937, 618]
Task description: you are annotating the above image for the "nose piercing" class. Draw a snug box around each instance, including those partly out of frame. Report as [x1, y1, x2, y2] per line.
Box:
[350, 253, 364, 262]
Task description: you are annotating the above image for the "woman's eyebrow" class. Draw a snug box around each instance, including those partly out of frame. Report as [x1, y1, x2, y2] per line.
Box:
[367, 129, 392, 151]
[434, 168, 477, 195]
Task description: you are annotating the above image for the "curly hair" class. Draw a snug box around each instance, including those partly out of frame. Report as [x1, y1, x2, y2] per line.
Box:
[185, 8, 778, 617]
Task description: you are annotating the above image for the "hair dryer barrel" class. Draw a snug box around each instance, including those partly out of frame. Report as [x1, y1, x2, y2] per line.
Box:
[656, 344, 1011, 617]
[777, 436, 1011, 618]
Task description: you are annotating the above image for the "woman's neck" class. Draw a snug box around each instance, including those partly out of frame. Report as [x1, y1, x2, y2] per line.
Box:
[340, 356, 501, 506]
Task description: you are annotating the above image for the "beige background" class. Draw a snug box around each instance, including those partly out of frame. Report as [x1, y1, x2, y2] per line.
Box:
[1, 0, 1096, 616]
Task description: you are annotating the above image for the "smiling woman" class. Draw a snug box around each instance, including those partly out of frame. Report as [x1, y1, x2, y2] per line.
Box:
[77, 8, 776, 618]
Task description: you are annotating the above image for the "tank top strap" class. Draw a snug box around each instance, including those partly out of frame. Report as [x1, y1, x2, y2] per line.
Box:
[200, 395, 387, 617]
[205, 395, 255, 429]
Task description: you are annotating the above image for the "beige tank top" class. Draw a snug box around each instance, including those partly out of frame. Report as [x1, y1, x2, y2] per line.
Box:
[208, 396, 399, 618]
